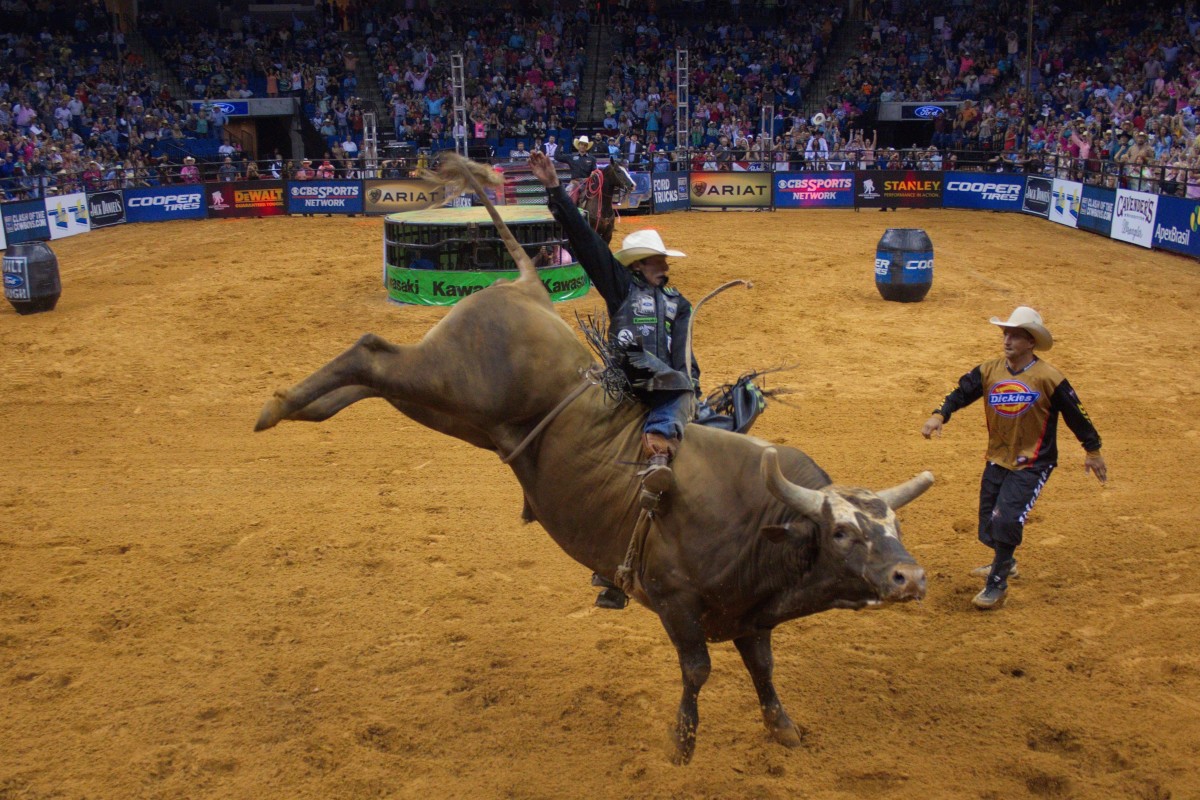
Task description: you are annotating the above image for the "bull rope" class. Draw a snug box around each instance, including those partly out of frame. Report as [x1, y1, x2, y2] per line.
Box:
[501, 367, 601, 465]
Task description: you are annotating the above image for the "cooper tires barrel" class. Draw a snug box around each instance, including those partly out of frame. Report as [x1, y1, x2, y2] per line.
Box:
[3, 241, 62, 315]
[875, 228, 933, 303]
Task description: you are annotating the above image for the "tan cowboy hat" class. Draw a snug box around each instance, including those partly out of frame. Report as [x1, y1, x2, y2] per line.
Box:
[573, 135, 594, 151]
[183, 156, 195, 163]
[989, 306, 1053, 350]
[614, 229, 686, 266]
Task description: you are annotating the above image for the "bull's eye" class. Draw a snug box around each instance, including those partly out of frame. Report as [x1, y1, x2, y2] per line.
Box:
[832, 528, 848, 542]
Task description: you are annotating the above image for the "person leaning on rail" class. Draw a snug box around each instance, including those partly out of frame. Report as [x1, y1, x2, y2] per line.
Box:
[920, 308, 1107, 611]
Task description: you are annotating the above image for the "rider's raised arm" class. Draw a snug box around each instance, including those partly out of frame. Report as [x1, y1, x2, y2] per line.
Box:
[544, 183, 631, 313]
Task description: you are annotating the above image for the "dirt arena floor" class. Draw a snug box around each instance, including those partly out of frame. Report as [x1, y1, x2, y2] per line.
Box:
[2, 206, 1198, 800]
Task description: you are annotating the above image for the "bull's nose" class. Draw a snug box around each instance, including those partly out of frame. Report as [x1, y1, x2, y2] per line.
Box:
[888, 563, 926, 600]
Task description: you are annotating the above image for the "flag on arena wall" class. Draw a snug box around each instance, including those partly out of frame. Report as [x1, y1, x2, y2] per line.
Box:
[940, 172, 1025, 211]
[1150, 195, 1200, 258]
[773, 172, 855, 208]
[1048, 179, 1083, 228]
[207, 181, 286, 219]
[45, 192, 91, 240]
[651, 173, 690, 213]
[2, 200, 51, 244]
[1021, 176, 1052, 217]
[286, 181, 364, 214]
[87, 191, 126, 228]
[364, 180, 447, 214]
[1077, 185, 1115, 237]
[124, 186, 207, 222]
[1111, 188, 1158, 249]
[854, 170, 942, 208]
[689, 171, 772, 209]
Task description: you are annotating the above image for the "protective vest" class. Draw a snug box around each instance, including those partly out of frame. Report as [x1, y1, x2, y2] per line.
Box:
[612, 279, 681, 360]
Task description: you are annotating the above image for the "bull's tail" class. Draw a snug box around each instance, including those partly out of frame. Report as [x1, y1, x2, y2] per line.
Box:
[420, 154, 539, 284]
[684, 280, 753, 384]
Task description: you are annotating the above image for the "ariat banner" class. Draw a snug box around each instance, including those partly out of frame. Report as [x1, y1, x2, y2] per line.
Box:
[87, 191, 126, 228]
[287, 180, 364, 214]
[2, 200, 50, 244]
[386, 264, 590, 306]
[688, 171, 771, 208]
[651, 173, 690, 213]
[365, 180, 446, 214]
[207, 181, 286, 218]
[45, 191, 91, 240]
[855, 170, 942, 208]
[773, 172, 854, 208]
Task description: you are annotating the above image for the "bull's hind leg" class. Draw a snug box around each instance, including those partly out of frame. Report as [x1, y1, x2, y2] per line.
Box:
[256, 333, 445, 432]
[658, 604, 712, 765]
[734, 629, 802, 748]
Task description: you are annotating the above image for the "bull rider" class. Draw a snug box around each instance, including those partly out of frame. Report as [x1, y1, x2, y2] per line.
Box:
[530, 149, 699, 610]
[920, 307, 1107, 610]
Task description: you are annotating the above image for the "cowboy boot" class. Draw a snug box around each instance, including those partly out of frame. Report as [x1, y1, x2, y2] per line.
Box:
[639, 432, 677, 504]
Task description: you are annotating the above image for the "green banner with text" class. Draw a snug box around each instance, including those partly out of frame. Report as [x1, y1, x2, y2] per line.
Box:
[386, 264, 591, 305]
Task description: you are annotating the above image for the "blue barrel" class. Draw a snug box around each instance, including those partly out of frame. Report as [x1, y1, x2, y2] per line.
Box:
[874, 228, 933, 303]
[3, 241, 62, 315]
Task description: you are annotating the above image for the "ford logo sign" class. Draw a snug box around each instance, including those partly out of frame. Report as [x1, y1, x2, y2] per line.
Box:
[914, 105, 944, 118]
[4, 274, 25, 288]
[213, 102, 237, 114]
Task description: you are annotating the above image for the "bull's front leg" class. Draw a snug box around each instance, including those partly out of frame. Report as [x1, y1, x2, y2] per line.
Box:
[256, 333, 440, 432]
[658, 605, 712, 765]
[734, 629, 802, 748]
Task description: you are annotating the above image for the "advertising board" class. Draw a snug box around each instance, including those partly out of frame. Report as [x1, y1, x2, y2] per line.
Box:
[1022, 176, 1052, 217]
[2, 200, 51, 245]
[365, 180, 446, 214]
[650, 173, 690, 213]
[773, 172, 854, 208]
[1111, 188, 1158, 248]
[207, 181, 286, 218]
[939, 172, 1024, 211]
[689, 172, 771, 209]
[124, 186, 207, 222]
[45, 191, 91, 240]
[1077, 185, 1115, 237]
[87, 191, 126, 228]
[1048, 179, 1083, 228]
[1150, 195, 1200, 258]
[855, 170, 942, 208]
[287, 181, 364, 214]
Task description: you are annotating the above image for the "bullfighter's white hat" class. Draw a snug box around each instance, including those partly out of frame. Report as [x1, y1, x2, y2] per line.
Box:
[614, 229, 686, 266]
[990, 306, 1053, 350]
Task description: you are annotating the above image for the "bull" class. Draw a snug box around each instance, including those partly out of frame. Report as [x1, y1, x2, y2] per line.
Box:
[255, 156, 933, 764]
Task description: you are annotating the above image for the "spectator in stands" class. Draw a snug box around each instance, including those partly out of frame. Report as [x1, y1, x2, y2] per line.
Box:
[217, 156, 238, 182]
[180, 156, 201, 183]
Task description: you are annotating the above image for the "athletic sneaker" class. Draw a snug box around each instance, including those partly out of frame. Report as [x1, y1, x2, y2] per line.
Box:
[970, 560, 1020, 579]
[972, 581, 1008, 610]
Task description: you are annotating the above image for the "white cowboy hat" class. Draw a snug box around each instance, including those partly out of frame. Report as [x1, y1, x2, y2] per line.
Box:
[573, 135, 594, 151]
[614, 229, 686, 266]
[989, 306, 1053, 350]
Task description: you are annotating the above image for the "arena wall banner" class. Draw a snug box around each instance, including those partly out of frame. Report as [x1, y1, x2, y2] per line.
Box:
[287, 180, 364, 214]
[125, 186, 207, 223]
[1022, 176, 1052, 217]
[1077, 185, 1115, 237]
[1111, 188, 1159, 249]
[87, 191, 126, 228]
[854, 170, 942, 208]
[941, 172, 1024, 211]
[615, 171, 653, 210]
[651, 172, 690, 213]
[773, 172, 854, 208]
[3, 200, 51, 245]
[385, 264, 590, 306]
[45, 191, 91, 240]
[207, 181, 286, 218]
[1150, 195, 1200, 258]
[688, 171, 772, 209]
[364, 180, 446, 214]
[1048, 179, 1083, 228]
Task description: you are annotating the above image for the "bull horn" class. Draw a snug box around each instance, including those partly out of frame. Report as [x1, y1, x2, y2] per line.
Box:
[760, 447, 825, 519]
[877, 471, 936, 510]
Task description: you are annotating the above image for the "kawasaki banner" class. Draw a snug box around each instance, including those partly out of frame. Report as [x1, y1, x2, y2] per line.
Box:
[386, 264, 590, 306]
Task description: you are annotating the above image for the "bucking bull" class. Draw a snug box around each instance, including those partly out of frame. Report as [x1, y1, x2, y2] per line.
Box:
[255, 155, 934, 764]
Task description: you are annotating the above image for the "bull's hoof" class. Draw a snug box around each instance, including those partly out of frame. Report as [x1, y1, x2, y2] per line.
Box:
[769, 721, 803, 748]
[668, 725, 696, 765]
[254, 395, 288, 431]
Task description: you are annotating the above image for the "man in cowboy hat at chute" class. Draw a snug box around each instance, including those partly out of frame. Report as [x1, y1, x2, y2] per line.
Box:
[553, 133, 598, 199]
[920, 307, 1107, 610]
[531, 149, 698, 609]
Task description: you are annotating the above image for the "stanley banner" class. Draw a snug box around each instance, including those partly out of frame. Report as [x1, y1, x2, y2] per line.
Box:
[855, 170, 943, 208]
[688, 171, 772, 209]
[365, 180, 446, 214]
[386, 264, 590, 306]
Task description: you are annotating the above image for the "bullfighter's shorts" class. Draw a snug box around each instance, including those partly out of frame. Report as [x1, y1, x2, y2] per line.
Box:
[977, 461, 1056, 548]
